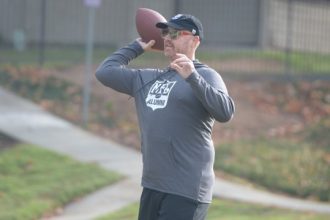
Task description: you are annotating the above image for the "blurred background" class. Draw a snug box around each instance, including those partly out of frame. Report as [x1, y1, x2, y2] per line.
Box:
[1, 0, 330, 76]
[0, 0, 329, 219]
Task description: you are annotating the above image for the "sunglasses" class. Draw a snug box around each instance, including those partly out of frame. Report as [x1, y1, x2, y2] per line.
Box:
[160, 28, 193, 40]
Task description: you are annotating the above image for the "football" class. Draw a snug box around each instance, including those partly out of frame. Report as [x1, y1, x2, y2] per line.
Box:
[135, 8, 166, 50]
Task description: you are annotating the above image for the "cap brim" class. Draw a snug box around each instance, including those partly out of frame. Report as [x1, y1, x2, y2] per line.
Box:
[155, 22, 168, 29]
[156, 22, 185, 30]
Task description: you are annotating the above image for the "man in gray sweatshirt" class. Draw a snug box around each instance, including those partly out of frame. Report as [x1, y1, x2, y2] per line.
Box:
[96, 13, 235, 220]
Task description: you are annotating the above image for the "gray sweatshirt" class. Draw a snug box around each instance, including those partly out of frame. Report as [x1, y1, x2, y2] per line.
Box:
[95, 40, 235, 203]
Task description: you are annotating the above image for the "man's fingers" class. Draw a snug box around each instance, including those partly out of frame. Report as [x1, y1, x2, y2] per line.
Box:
[146, 40, 155, 48]
[137, 38, 156, 51]
[170, 62, 182, 71]
[171, 57, 192, 68]
[173, 57, 188, 63]
[172, 55, 190, 65]
[173, 55, 189, 63]
[170, 53, 195, 79]
[142, 39, 155, 51]
[173, 53, 186, 59]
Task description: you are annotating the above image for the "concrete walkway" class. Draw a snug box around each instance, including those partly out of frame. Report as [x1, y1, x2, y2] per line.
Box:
[0, 87, 329, 220]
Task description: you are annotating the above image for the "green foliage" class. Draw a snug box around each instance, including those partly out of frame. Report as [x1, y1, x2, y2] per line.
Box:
[0, 144, 122, 220]
[197, 49, 330, 74]
[0, 69, 79, 102]
[207, 199, 329, 220]
[1, 46, 330, 74]
[0, 46, 114, 70]
[304, 117, 330, 152]
[97, 101, 116, 127]
[214, 138, 330, 201]
[0, 66, 118, 128]
[247, 50, 330, 74]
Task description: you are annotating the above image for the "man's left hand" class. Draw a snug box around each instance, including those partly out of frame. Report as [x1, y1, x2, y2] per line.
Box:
[170, 53, 195, 79]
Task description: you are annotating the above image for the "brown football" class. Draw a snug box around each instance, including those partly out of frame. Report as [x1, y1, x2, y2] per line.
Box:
[135, 8, 166, 51]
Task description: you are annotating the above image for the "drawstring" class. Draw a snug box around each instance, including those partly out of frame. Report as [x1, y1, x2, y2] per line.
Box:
[128, 68, 176, 100]
[127, 63, 204, 100]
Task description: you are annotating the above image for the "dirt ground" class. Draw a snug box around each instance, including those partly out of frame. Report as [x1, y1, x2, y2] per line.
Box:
[48, 63, 305, 150]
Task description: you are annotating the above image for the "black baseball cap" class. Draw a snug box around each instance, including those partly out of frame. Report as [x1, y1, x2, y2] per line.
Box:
[156, 14, 204, 41]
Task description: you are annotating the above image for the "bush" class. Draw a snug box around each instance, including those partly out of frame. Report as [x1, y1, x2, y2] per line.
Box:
[215, 138, 330, 201]
[304, 117, 330, 152]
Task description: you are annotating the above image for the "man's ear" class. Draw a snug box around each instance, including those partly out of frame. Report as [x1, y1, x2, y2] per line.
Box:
[194, 36, 201, 47]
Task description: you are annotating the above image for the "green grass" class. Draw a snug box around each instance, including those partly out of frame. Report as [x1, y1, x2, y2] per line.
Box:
[115, 48, 322, 75]
[97, 199, 329, 220]
[198, 49, 330, 74]
[0, 46, 113, 70]
[97, 203, 138, 220]
[1, 46, 330, 74]
[214, 138, 330, 201]
[0, 144, 122, 220]
[304, 118, 330, 152]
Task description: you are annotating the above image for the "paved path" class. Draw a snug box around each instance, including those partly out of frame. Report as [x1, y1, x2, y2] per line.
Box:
[0, 87, 330, 220]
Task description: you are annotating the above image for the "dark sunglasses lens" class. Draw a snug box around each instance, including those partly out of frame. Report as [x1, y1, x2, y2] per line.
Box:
[161, 29, 180, 39]
[161, 29, 169, 37]
[168, 29, 180, 39]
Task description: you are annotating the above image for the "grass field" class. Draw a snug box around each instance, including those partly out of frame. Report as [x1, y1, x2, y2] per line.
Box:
[1, 46, 330, 75]
[0, 46, 329, 219]
[0, 143, 121, 220]
[1, 143, 328, 220]
[97, 200, 329, 220]
[0, 63, 329, 202]
[214, 138, 330, 201]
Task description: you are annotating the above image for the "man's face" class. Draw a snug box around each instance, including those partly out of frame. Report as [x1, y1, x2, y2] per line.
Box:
[161, 28, 196, 60]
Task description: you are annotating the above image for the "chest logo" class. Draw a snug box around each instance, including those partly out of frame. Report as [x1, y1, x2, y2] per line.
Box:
[145, 80, 177, 111]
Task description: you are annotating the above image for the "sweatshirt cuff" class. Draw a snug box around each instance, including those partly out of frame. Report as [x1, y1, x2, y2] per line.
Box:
[185, 70, 200, 83]
[131, 40, 145, 56]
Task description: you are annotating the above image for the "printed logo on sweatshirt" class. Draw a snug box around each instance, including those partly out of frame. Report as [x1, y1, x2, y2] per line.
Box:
[145, 80, 177, 111]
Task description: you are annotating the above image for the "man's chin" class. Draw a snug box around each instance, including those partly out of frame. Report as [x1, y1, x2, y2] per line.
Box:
[164, 48, 175, 59]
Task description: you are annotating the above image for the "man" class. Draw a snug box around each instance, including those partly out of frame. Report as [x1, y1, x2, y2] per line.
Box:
[96, 14, 235, 220]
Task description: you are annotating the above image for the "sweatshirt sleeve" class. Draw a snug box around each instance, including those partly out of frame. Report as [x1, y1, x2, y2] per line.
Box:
[95, 40, 144, 96]
[186, 69, 235, 122]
